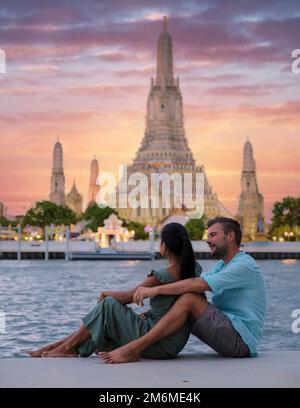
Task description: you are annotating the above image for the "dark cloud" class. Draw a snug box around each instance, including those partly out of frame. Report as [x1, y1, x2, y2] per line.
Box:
[248, 17, 300, 50]
[0, 0, 298, 67]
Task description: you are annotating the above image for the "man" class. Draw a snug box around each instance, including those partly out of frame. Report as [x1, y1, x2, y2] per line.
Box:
[99, 217, 267, 363]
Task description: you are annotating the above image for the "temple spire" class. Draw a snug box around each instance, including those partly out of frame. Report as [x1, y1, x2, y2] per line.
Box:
[156, 16, 174, 85]
[163, 15, 167, 31]
[243, 139, 256, 173]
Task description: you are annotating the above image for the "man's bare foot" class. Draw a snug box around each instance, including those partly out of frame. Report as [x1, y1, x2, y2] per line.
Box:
[98, 344, 142, 364]
[24, 340, 65, 358]
[41, 341, 78, 357]
[42, 349, 78, 357]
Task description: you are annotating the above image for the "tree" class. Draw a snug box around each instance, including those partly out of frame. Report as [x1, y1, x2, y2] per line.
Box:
[123, 220, 148, 240]
[21, 201, 77, 228]
[82, 203, 116, 232]
[268, 196, 300, 240]
[0, 216, 17, 228]
[185, 217, 206, 240]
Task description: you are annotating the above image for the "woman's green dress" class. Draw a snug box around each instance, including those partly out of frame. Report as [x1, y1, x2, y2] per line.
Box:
[78, 263, 202, 359]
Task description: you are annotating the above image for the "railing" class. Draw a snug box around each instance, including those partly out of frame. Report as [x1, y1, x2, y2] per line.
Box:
[0, 225, 83, 261]
[0, 226, 21, 260]
[0, 226, 157, 261]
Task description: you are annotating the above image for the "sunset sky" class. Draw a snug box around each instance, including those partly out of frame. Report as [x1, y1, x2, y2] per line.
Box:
[0, 0, 299, 221]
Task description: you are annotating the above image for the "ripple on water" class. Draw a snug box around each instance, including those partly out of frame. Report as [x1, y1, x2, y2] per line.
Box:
[0, 259, 299, 357]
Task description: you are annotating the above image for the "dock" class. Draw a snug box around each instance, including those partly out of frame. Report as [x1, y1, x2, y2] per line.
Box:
[1, 351, 300, 388]
[69, 251, 153, 260]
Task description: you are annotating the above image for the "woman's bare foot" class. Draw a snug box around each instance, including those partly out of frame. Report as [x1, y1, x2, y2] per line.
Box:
[98, 343, 142, 364]
[24, 349, 44, 357]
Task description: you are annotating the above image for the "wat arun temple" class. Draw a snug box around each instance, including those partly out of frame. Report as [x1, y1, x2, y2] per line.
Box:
[117, 17, 231, 225]
[49, 17, 265, 240]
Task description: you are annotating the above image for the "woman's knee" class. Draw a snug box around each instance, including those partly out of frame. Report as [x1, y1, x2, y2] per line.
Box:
[101, 296, 119, 310]
[102, 296, 115, 305]
[101, 296, 125, 314]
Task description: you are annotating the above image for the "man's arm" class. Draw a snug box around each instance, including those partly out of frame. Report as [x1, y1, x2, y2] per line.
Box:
[133, 277, 210, 306]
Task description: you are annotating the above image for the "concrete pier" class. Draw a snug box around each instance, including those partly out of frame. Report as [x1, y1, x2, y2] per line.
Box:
[1, 351, 299, 388]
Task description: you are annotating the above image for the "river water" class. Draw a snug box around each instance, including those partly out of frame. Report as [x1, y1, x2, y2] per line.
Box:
[0, 259, 299, 357]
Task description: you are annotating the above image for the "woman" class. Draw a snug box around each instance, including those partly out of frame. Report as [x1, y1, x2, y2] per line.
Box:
[26, 222, 203, 359]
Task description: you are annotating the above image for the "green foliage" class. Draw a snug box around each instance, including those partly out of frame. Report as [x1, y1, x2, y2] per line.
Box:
[21, 201, 77, 228]
[185, 217, 206, 240]
[0, 216, 17, 227]
[123, 220, 148, 240]
[83, 203, 116, 232]
[268, 196, 300, 240]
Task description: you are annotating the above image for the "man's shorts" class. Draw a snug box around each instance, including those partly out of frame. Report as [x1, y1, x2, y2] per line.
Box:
[192, 303, 250, 357]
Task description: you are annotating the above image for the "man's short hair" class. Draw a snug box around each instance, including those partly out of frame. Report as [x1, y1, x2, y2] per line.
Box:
[207, 217, 242, 246]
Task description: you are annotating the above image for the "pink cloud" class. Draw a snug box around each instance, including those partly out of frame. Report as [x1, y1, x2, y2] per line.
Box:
[113, 66, 155, 78]
[187, 73, 246, 82]
[184, 100, 300, 126]
[204, 83, 287, 96]
[0, 86, 49, 95]
[66, 84, 147, 97]
[5, 45, 85, 63]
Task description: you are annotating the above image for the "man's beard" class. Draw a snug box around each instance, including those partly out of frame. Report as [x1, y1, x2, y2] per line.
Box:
[210, 243, 229, 259]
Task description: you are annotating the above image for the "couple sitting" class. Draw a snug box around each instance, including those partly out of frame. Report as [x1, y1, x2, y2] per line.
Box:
[27, 217, 267, 363]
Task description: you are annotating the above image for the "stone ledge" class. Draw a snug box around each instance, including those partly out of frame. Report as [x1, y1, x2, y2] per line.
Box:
[1, 351, 300, 388]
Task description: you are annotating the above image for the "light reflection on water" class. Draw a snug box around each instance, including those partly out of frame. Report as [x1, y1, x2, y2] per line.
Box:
[281, 259, 297, 266]
[0, 259, 299, 357]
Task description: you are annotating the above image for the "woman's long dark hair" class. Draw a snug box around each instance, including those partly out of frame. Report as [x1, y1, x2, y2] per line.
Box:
[160, 222, 195, 280]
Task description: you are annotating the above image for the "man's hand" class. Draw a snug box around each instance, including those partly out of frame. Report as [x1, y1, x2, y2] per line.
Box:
[133, 286, 159, 306]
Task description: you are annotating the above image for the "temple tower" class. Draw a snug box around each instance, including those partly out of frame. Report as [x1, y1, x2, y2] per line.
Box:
[49, 140, 65, 206]
[117, 17, 230, 225]
[237, 139, 264, 240]
[88, 156, 100, 206]
[66, 180, 83, 216]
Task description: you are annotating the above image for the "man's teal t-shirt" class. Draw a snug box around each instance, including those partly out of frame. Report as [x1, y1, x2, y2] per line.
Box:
[202, 251, 267, 356]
